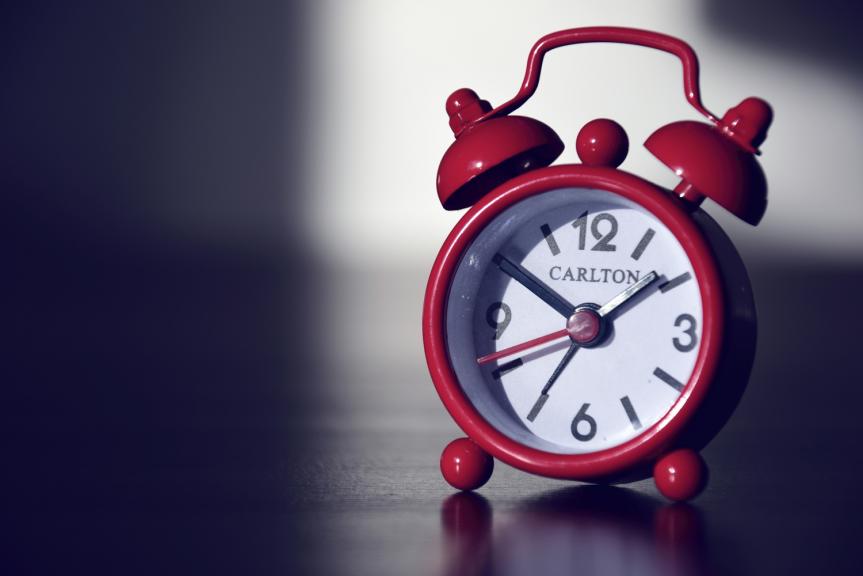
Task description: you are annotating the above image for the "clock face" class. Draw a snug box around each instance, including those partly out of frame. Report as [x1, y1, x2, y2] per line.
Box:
[445, 187, 703, 455]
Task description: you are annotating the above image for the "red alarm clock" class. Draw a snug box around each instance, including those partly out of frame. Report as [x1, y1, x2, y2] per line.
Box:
[423, 27, 772, 501]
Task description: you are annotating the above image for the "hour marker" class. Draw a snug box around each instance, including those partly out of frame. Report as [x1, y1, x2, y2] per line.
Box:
[526, 393, 548, 422]
[491, 357, 523, 380]
[659, 272, 692, 293]
[653, 367, 684, 392]
[540, 223, 561, 256]
[620, 396, 642, 430]
[630, 228, 655, 261]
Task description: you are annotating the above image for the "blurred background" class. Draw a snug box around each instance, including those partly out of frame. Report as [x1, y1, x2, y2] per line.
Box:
[5, 1, 862, 574]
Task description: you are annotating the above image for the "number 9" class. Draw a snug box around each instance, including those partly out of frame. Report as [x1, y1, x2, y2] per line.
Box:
[486, 302, 512, 340]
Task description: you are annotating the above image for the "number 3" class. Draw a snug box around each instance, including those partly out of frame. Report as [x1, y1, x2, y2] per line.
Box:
[673, 313, 698, 352]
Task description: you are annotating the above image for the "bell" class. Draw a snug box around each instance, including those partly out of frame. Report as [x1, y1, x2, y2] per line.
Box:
[436, 89, 564, 210]
[645, 98, 773, 225]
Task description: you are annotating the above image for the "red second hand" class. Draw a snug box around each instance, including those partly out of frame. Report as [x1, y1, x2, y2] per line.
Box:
[477, 328, 569, 365]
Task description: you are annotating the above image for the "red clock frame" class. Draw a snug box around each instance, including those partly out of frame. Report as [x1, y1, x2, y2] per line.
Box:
[423, 164, 724, 481]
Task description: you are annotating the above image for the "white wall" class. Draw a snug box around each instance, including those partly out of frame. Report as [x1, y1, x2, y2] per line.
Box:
[308, 0, 863, 268]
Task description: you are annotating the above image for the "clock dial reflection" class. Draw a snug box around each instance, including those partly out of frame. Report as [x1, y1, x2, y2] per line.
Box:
[439, 487, 716, 576]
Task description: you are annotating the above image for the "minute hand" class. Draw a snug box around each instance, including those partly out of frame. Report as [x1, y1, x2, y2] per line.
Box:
[493, 254, 575, 317]
[597, 271, 658, 317]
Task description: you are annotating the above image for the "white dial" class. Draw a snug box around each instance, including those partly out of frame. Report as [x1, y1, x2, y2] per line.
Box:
[445, 188, 702, 454]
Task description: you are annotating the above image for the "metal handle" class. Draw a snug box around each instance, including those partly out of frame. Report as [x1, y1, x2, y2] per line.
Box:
[476, 27, 719, 125]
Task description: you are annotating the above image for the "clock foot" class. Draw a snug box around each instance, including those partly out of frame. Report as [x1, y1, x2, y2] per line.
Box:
[441, 437, 494, 491]
[653, 449, 707, 502]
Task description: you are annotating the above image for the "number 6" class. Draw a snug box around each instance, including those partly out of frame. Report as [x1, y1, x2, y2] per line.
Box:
[571, 403, 597, 441]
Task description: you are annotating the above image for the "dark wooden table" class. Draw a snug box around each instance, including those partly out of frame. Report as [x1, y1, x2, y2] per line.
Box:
[9, 249, 862, 575]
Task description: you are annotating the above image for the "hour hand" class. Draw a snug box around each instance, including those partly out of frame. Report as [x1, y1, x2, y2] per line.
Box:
[493, 253, 575, 317]
[597, 271, 658, 317]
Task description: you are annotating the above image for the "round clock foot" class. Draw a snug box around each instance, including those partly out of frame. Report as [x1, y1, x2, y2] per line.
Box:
[653, 449, 707, 502]
[441, 438, 494, 491]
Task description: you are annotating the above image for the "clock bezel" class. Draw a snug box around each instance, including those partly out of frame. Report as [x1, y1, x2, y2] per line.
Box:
[423, 164, 724, 480]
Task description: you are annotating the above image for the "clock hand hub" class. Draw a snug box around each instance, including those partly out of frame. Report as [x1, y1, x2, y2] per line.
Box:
[566, 307, 602, 345]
